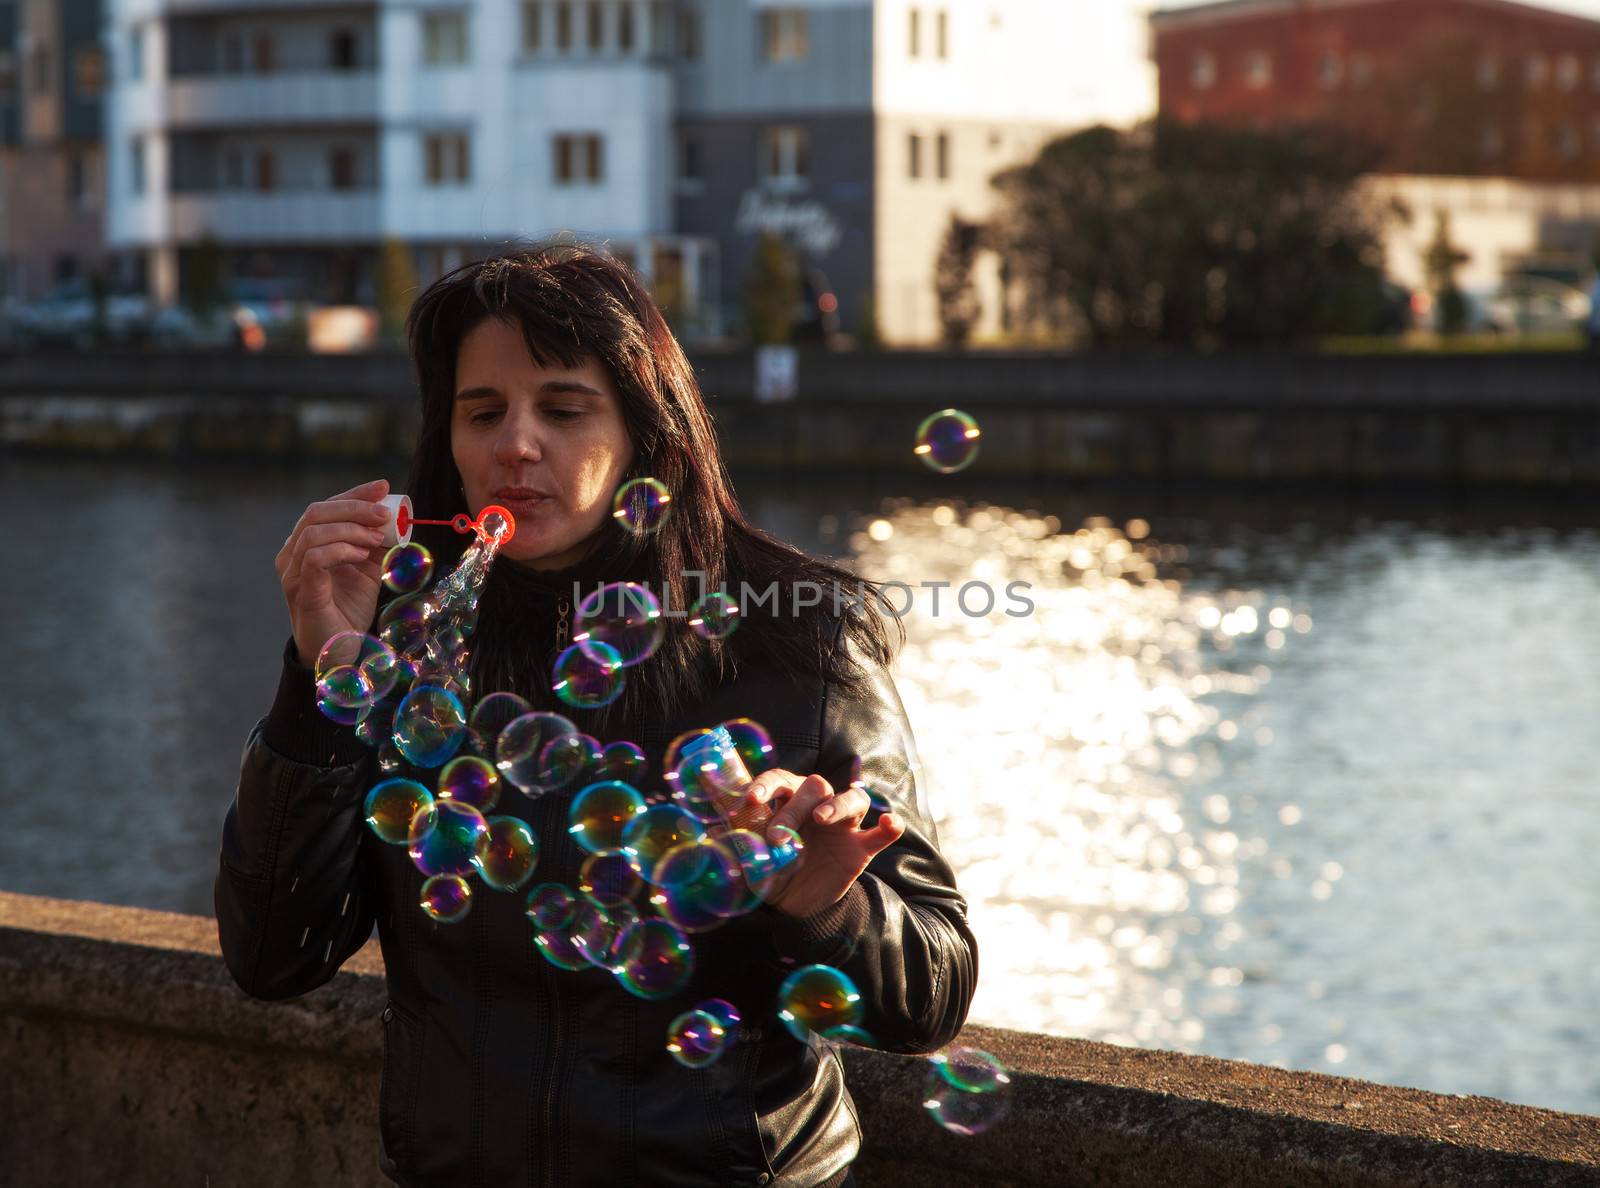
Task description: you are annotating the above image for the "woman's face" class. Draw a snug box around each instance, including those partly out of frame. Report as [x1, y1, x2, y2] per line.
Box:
[450, 317, 635, 569]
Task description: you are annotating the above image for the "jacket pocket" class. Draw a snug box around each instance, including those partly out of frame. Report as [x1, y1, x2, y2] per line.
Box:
[379, 1000, 422, 1175]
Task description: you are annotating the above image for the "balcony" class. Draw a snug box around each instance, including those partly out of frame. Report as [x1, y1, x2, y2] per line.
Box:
[170, 191, 378, 242]
[165, 72, 379, 129]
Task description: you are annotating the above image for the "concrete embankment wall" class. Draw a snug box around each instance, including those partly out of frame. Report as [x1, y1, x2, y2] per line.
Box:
[0, 349, 1596, 485]
[2, 891, 1596, 1187]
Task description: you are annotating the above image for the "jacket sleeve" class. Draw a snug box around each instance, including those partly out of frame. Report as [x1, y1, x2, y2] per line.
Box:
[764, 625, 979, 1055]
[214, 639, 380, 1001]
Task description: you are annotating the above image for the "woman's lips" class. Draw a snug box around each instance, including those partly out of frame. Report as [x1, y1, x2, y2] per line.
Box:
[495, 495, 549, 516]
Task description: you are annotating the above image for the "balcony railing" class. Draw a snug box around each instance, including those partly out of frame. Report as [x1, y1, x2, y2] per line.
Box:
[165, 72, 379, 128]
[170, 191, 379, 242]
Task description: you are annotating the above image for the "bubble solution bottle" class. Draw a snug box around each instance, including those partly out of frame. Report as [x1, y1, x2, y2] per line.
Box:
[676, 725, 771, 833]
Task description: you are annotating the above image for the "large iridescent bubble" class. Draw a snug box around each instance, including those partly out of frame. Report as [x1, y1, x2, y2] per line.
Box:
[615, 918, 694, 1000]
[474, 815, 540, 891]
[364, 778, 432, 845]
[408, 799, 489, 878]
[923, 1047, 1012, 1135]
[574, 582, 665, 668]
[666, 1009, 729, 1069]
[420, 874, 472, 923]
[525, 882, 577, 931]
[568, 780, 647, 855]
[777, 965, 862, 1043]
[382, 542, 434, 595]
[610, 477, 672, 536]
[467, 691, 532, 757]
[551, 641, 626, 709]
[393, 684, 467, 768]
[620, 803, 707, 885]
[495, 711, 580, 794]
[913, 408, 981, 473]
[688, 592, 742, 640]
[437, 755, 500, 812]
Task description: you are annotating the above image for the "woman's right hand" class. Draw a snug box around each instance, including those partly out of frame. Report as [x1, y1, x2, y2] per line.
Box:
[277, 478, 393, 669]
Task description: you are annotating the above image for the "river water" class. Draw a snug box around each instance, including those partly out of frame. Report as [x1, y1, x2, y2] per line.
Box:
[3, 457, 1596, 1117]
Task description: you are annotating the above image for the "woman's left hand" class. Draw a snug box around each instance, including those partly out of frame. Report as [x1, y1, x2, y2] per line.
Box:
[739, 768, 906, 919]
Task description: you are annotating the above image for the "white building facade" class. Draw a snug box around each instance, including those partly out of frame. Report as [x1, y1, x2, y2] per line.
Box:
[105, 0, 1137, 343]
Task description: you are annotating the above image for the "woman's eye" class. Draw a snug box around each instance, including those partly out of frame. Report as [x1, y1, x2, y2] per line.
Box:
[546, 408, 583, 423]
[468, 409, 502, 426]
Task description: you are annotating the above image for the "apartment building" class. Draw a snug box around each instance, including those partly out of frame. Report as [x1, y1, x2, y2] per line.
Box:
[0, 0, 106, 302]
[104, 1, 1130, 342]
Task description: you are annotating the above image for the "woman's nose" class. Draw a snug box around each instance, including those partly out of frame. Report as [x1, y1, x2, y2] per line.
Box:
[493, 419, 543, 465]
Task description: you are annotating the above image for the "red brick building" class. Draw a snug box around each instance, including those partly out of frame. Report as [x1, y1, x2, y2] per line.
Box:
[1149, 0, 1600, 182]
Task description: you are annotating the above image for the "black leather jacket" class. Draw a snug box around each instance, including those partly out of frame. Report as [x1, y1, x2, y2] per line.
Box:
[215, 597, 978, 1188]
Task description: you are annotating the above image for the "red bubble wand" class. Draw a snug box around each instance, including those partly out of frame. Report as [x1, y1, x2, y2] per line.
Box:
[400, 502, 517, 545]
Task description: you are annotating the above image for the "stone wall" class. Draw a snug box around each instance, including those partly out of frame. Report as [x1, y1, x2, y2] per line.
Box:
[2, 891, 1596, 1187]
[1, 348, 1597, 485]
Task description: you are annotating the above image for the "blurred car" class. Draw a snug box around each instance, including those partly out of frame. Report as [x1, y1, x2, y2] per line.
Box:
[1458, 277, 1592, 335]
[4, 279, 163, 348]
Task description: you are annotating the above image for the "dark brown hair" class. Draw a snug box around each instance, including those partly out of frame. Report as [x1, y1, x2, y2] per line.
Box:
[401, 243, 902, 731]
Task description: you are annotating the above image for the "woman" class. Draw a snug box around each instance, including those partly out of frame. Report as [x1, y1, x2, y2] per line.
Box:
[215, 245, 978, 1187]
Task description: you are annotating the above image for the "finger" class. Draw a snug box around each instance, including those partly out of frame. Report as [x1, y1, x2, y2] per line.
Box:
[857, 812, 906, 861]
[329, 478, 390, 501]
[296, 498, 393, 532]
[743, 768, 802, 811]
[297, 521, 389, 554]
[812, 785, 870, 829]
[767, 775, 833, 839]
[301, 541, 378, 574]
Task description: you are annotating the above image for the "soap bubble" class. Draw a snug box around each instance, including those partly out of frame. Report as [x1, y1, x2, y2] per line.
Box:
[408, 799, 489, 878]
[923, 1047, 1012, 1135]
[570, 894, 639, 970]
[913, 408, 981, 473]
[611, 477, 672, 536]
[661, 728, 713, 800]
[525, 882, 576, 931]
[575, 582, 664, 668]
[378, 596, 429, 658]
[467, 692, 532, 756]
[552, 641, 627, 709]
[364, 778, 433, 845]
[696, 998, 743, 1033]
[654, 837, 750, 931]
[666, 1009, 729, 1069]
[534, 921, 589, 971]
[537, 731, 598, 793]
[437, 755, 500, 812]
[393, 685, 467, 768]
[474, 815, 540, 891]
[672, 729, 750, 822]
[578, 848, 644, 908]
[721, 718, 775, 776]
[382, 543, 434, 595]
[420, 874, 472, 923]
[377, 741, 405, 773]
[688, 592, 742, 640]
[620, 803, 707, 885]
[496, 711, 580, 793]
[316, 666, 374, 724]
[355, 698, 398, 749]
[615, 918, 694, 1000]
[568, 780, 647, 855]
[778, 965, 862, 1043]
[595, 740, 647, 784]
[822, 1025, 878, 1050]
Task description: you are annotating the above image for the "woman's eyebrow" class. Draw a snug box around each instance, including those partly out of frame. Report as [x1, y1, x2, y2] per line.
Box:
[454, 386, 500, 402]
[540, 380, 605, 397]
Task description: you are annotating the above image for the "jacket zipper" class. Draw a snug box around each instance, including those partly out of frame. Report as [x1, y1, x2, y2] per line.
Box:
[554, 594, 571, 653]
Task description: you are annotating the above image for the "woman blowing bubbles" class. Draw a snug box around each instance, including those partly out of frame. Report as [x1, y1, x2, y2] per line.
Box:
[215, 245, 977, 1187]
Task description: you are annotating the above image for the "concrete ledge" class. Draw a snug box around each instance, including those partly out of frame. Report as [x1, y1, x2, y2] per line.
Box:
[1, 891, 1595, 1186]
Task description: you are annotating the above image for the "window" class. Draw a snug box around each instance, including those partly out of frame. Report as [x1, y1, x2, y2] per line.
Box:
[907, 132, 922, 179]
[1191, 51, 1215, 89]
[73, 46, 104, 98]
[329, 147, 357, 190]
[936, 9, 948, 59]
[67, 154, 86, 206]
[130, 136, 145, 195]
[760, 125, 808, 185]
[30, 41, 50, 96]
[935, 131, 949, 179]
[1476, 54, 1499, 90]
[255, 151, 277, 192]
[424, 132, 471, 183]
[553, 133, 603, 183]
[619, 1, 635, 52]
[423, 11, 469, 66]
[678, 6, 699, 58]
[556, 2, 573, 51]
[252, 32, 276, 73]
[1556, 54, 1580, 91]
[587, 1, 604, 51]
[523, 1, 544, 52]
[677, 131, 702, 184]
[1317, 51, 1341, 90]
[330, 29, 358, 70]
[129, 26, 144, 82]
[1525, 54, 1547, 87]
[909, 8, 920, 57]
[761, 9, 808, 63]
[1244, 50, 1272, 88]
